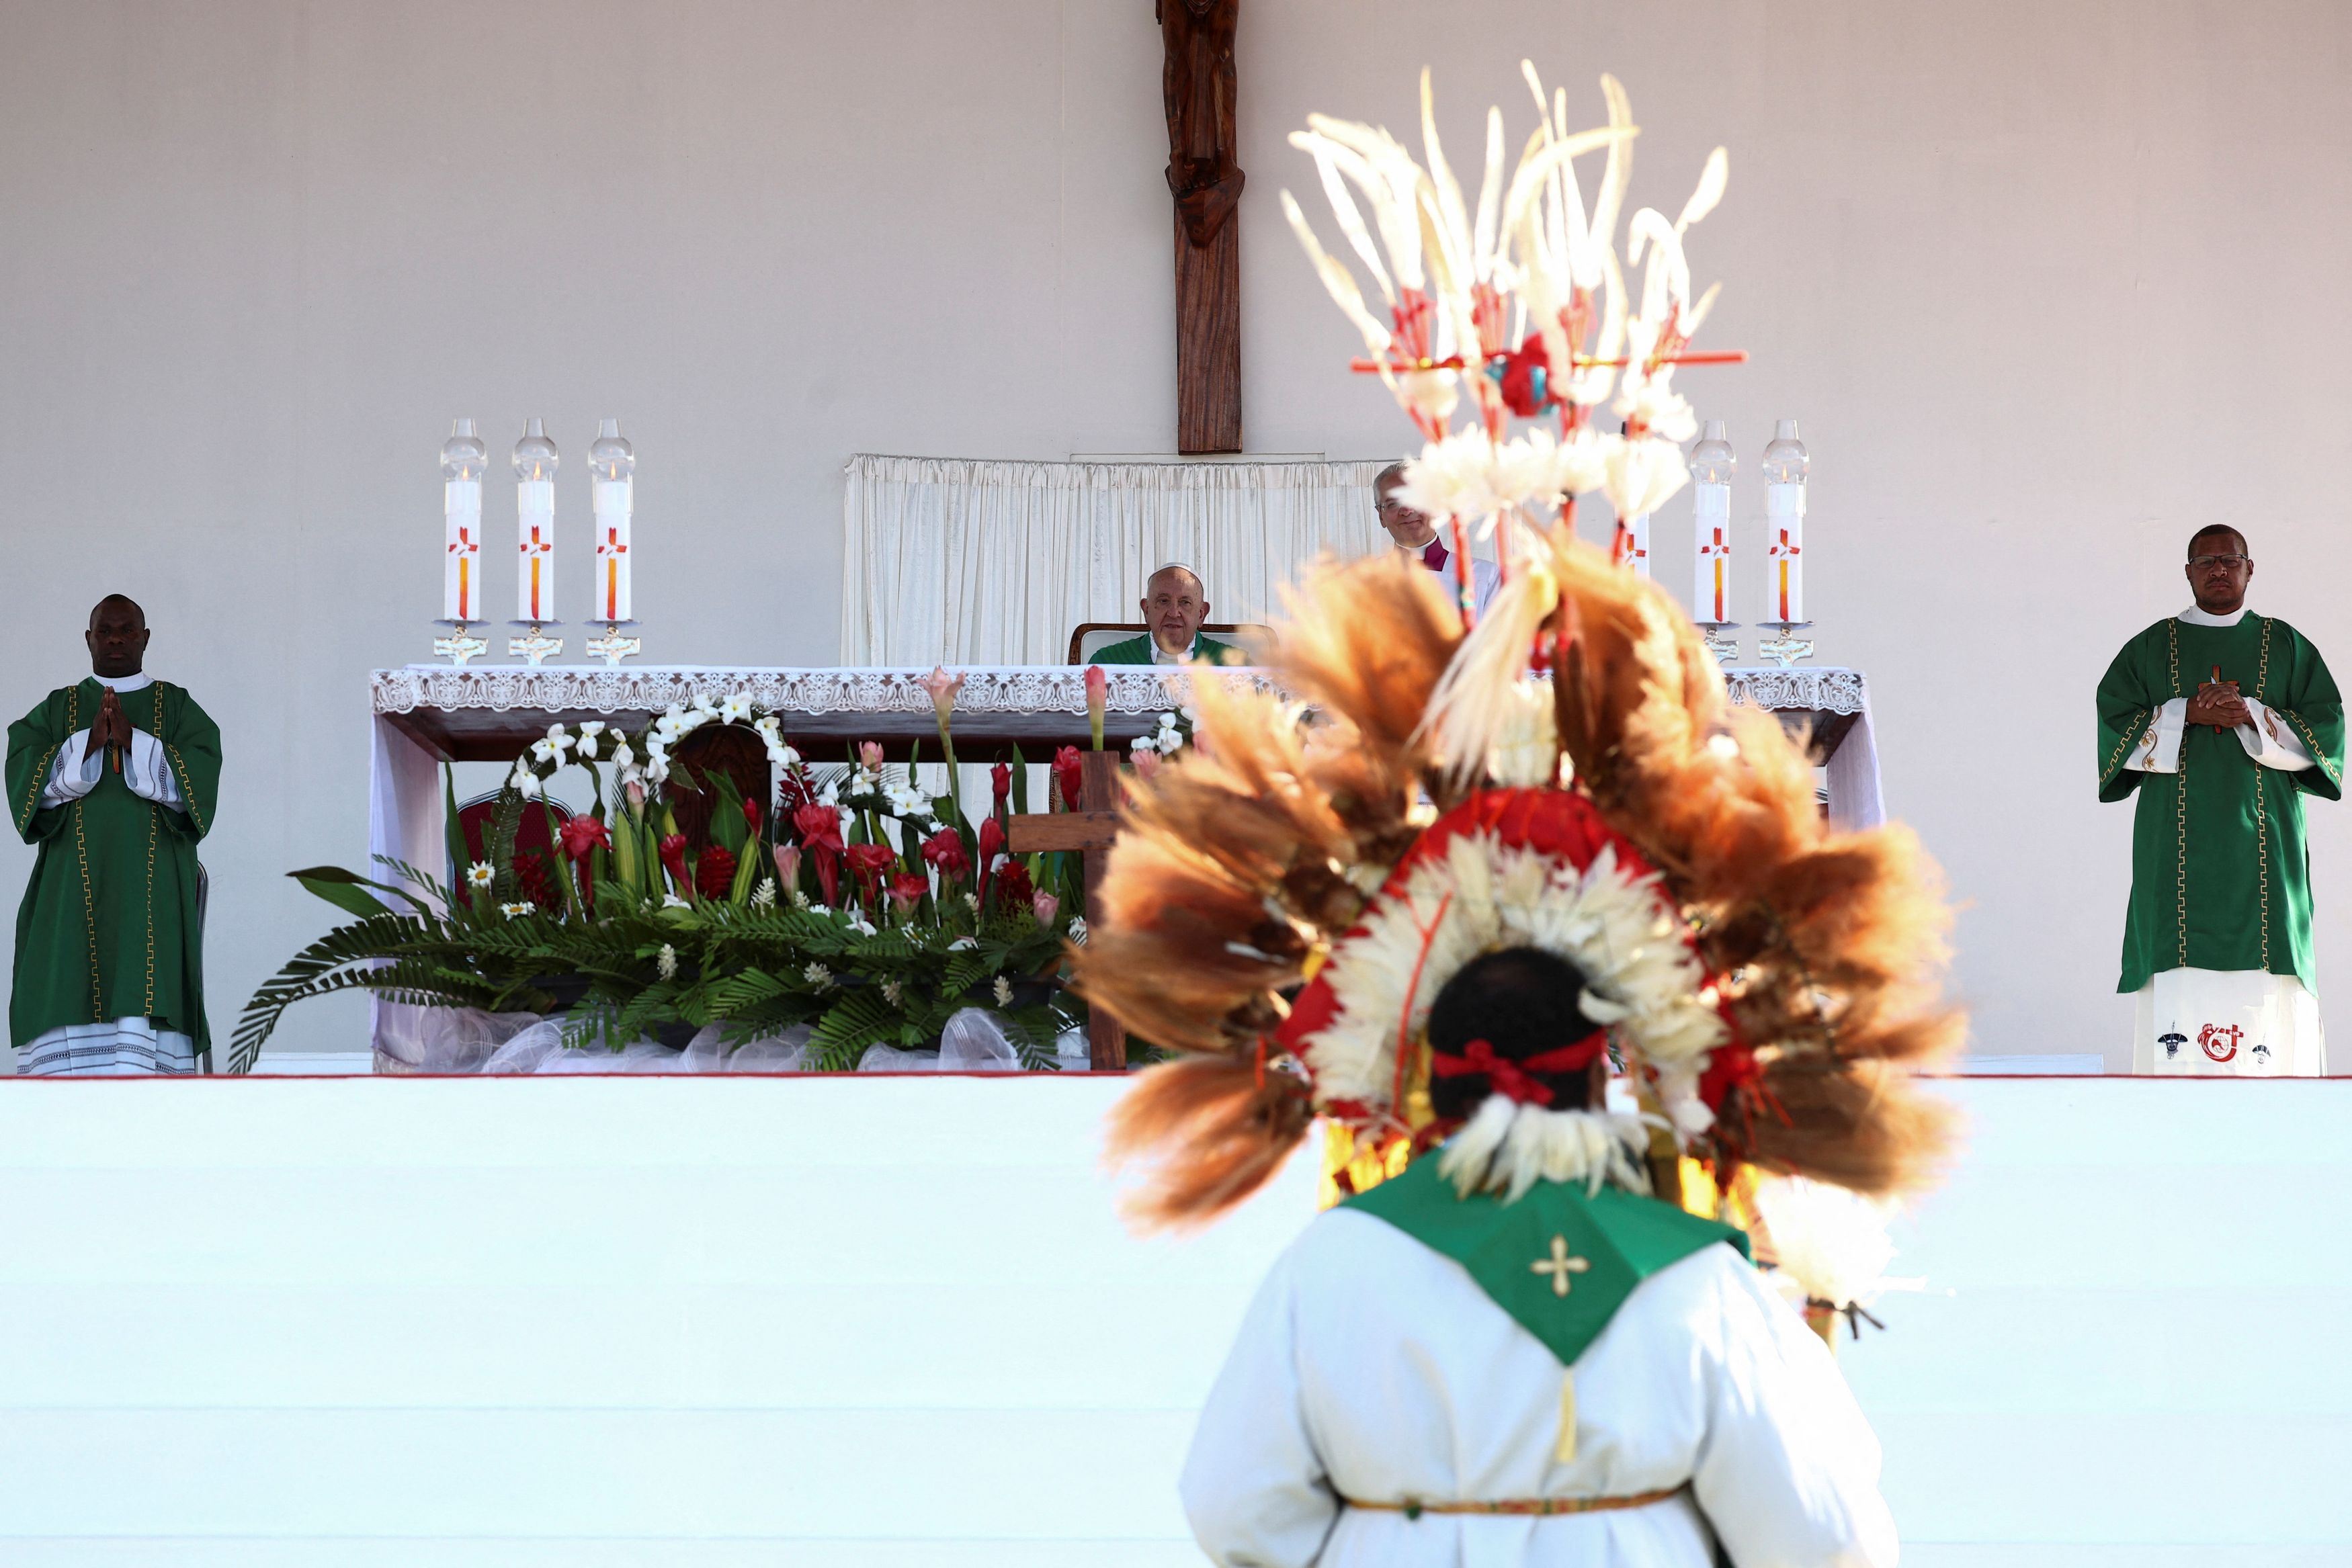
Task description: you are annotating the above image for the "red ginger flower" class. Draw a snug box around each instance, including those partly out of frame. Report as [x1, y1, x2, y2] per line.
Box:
[991, 760, 1012, 806]
[658, 833, 690, 893]
[792, 803, 844, 853]
[888, 871, 929, 916]
[558, 815, 612, 861]
[1052, 746, 1083, 810]
[920, 827, 969, 883]
[743, 797, 762, 835]
[976, 817, 1005, 900]
[992, 856, 1034, 912]
[843, 842, 897, 891]
[696, 846, 738, 901]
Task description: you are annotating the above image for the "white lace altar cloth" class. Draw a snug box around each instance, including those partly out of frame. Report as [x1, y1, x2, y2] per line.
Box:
[362, 663, 1878, 1067]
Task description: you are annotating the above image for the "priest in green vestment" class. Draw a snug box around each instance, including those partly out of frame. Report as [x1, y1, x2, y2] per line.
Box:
[2096, 527, 2343, 1075]
[1089, 563, 1246, 666]
[7, 596, 221, 1075]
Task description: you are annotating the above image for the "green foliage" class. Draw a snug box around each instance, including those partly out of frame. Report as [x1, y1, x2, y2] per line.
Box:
[235, 863, 1083, 1075]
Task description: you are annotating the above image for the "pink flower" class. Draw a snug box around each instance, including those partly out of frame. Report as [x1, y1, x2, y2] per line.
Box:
[1132, 748, 1161, 779]
[859, 740, 885, 771]
[1084, 664, 1107, 705]
[1032, 889, 1059, 926]
[773, 842, 802, 893]
[920, 665, 966, 721]
[624, 779, 647, 810]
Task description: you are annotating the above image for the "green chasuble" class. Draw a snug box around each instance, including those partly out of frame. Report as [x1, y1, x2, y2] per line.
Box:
[2097, 615, 2345, 994]
[6, 680, 221, 1051]
[1346, 1156, 1749, 1368]
[1087, 632, 1246, 666]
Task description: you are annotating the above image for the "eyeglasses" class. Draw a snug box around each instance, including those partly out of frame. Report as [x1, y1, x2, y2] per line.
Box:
[2188, 554, 2251, 570]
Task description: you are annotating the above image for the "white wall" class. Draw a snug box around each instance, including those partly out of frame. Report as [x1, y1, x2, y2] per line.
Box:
[3, 1, 2348, 1063]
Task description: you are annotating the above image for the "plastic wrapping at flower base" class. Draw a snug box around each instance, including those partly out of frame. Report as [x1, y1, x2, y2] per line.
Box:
[1279, 63, 1742, 584]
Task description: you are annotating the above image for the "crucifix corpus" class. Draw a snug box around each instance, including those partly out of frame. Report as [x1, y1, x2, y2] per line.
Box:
[1158, 0, 1243, 454]
[1005, 750, 1128, 1070]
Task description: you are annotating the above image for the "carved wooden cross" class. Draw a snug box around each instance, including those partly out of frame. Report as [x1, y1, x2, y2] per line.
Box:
[1005, 748, 1128, 1070]
[1158, 0, 1243, 453]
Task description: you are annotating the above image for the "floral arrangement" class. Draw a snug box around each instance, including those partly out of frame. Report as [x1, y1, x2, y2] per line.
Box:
[1279, 64, 1735, 597]
[233, 669, 1093, 1073]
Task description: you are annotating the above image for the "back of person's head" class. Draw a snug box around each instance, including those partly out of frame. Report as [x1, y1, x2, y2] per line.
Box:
[1425, 946, 1604, 1120]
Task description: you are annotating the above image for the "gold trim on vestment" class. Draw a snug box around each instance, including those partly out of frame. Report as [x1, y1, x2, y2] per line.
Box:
[2101, 705, 2147, 787]
[72, 800, 101, 1021]
[1344, 1482, 1690, 1518]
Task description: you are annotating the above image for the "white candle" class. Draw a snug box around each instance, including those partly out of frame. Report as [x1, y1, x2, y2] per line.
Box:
[1687, 420, 1736, 623]
[513, 418, 560, 624]
[439, 417, 487, 623]
[1626, 513, 1652, 578]
[444, 478, 481, 621]
[588, 418, 635, 624]
[1761, 419, 1810, 625]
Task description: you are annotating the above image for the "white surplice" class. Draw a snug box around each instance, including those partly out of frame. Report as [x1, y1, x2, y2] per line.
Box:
[1182, 1202, 1896, 1568]
[2119, 605, 2327, 1075]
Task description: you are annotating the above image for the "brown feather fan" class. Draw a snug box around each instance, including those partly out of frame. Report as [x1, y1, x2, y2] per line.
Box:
[1082, 525, 1962, 1230]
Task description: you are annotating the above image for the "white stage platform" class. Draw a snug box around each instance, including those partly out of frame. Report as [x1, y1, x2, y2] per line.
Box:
[0, 1076, 2344, 1566]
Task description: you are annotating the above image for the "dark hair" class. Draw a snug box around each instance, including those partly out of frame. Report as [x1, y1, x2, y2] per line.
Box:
[2187, 525, 2247, 559]
[1425, 946, 1601, 1119]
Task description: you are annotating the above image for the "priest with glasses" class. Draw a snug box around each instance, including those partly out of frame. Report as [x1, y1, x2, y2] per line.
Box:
[2097, 527, 2343, 1074]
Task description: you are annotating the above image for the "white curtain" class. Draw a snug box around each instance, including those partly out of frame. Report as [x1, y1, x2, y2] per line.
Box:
[840, 454, 1399, 664]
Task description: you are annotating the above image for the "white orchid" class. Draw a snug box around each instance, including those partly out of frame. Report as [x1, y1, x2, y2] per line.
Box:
[720, 692, 753, 723]
[845, 915, 877, 937]
[692, 690, 718, 715]
[610, 741, 635, 769]
[574, 731, 600, 760]
[578, 721, 605, 738]
[512, 771, 542, 801]
[775, 744, 801, 768]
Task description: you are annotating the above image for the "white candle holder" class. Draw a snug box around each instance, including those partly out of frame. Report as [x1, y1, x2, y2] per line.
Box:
[507, 621, 565, 666]
[431, 620, 489, 666]
[1694, 621, 1742, 665]
[1757, 621, 1815, 667]
[585, 620, 642, 667]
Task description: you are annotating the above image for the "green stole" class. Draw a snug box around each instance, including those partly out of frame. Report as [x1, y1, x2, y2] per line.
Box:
[2095, 614, 2345, 992]
[1346, 1156, 1750, 1461]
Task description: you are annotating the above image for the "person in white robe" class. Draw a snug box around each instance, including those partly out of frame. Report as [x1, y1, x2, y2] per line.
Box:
[1377, 460, 1501, 621]
[1177, 946, 1897, 1568]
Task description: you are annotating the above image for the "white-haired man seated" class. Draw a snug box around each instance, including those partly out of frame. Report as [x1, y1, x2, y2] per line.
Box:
[1089, 562, 1246, 666]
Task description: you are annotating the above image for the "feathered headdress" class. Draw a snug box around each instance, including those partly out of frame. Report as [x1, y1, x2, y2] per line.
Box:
[1077, 65, 1962, 1230]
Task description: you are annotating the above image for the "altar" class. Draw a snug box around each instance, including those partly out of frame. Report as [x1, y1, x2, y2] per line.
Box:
[367, 662, 1882, 1019]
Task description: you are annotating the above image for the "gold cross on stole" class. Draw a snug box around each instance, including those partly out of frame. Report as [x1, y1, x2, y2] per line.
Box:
[1531, 1235, 1591, 1298]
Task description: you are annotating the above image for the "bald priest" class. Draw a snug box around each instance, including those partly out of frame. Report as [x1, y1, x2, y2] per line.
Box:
[6, 596, 220, 1075]
[2097, 527, 2343, 1075]
[1089, 563, 1245, 666]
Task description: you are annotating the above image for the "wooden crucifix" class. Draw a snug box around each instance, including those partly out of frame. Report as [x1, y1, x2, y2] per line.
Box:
[1005, 749, 1128, 1070]
[1158, 0, 1243, 454]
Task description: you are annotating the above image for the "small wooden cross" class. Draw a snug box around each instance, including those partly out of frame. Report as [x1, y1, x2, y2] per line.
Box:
[1005, 748, 1126, 1070]
[1531, 1235, 1591, 1298]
